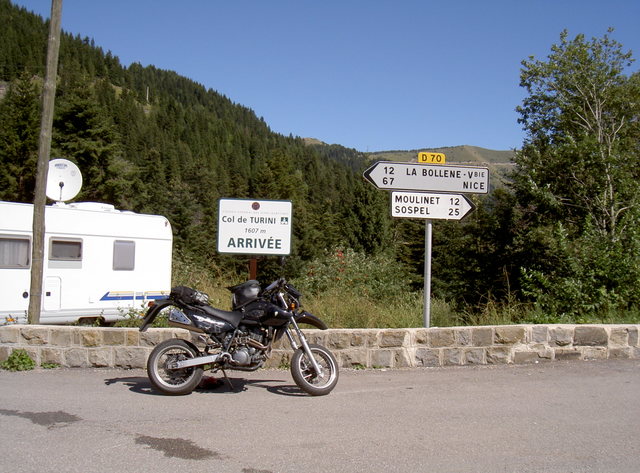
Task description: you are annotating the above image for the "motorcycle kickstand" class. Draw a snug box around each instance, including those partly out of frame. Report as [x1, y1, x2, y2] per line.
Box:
[220, 369, 234, 390]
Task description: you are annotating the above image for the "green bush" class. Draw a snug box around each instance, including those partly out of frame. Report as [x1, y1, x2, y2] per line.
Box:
[1, 349, 36, 371]
[521, 222, 640, 322]
[295, 247, 414, 301]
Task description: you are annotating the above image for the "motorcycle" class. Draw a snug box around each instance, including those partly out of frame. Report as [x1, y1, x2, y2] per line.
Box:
[139, 278, 339, 396]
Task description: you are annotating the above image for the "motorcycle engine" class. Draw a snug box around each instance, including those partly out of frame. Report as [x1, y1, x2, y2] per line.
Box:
[230, 326, 269, 366]
[231, 347, 252, 366]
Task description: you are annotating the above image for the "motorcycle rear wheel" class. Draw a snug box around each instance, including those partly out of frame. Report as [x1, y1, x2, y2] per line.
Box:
[147, 339, 203, 395]
[291, 343, 339, 396]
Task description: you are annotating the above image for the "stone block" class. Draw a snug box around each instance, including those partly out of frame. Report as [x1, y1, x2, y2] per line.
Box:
[413, 328, 429, 345]
[464, 348, 485, 365]
[22, 347, 40, 365]
[20, 327, 49, 345]
[370, 349, 394, 368]
[608, 347, 631, 359]
[79, 329, 102, 347]
[125, 330, 139, 346]
[495, 326, 525, 345]
[415, 348, 441, 367]
[443, 348, 463, 366]
[325, 331, 353, 349]
[65, 348, 90, 368]
[429, 329, 455, 348]
[49, 329, 73, 346]
[272, 336, 288, 350]
[629, 327, 639, 347]
[514, 350, 547, 363]
[554, 348, 582, 361]
[88, 348, 113, 367]
[393, 349, 412, 368]
[264, 350, 290, 368]
[349, 330, 374, 348]
[0, 346, 12, 361]
[102, 329, 127, 346]
[550, 327, 573, 346]
[114, 347, 149, 369]
[303, 330, 326, 346]
[340, 349, 368, 368]
[574, 326, 608, 346]
[471, 327, 493, 347]
[139, 330, 166, 347]
[41, 347, 65, 365]
[531, 326, 549, 344]
[0, 326, 20, 343]
[455, 328, 472, 346]
[609, 327, 629, 347]
[582, 347, 607, 360]
[486, 347, 511, 364]
[172, 329, 191, 340]
[379, 330, 409, 348]
[361, 330, 380, 347]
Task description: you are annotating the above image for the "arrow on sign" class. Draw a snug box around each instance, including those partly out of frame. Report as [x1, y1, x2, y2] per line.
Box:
[363, 161, 489, 194]
[391, 192, 475, 220]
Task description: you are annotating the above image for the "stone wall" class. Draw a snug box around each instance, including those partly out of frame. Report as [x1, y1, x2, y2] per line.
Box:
[0, 324, 638, 369]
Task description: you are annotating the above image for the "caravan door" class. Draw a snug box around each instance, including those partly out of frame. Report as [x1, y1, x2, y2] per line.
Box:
[43, 276, 61, 311]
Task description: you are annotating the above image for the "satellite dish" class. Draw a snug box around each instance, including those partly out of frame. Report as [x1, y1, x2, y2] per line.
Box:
[46, 159, 83, 202]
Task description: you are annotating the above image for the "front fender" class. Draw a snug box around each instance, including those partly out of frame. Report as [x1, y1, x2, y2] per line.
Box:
[139, 298, 173, 332]
[295, 311, 328, 330]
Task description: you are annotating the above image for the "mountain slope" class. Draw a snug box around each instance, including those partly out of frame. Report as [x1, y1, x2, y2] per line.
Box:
[367, 145, 515, 164]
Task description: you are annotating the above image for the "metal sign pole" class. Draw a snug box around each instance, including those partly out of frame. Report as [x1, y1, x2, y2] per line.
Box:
[424, 219, 432, 328]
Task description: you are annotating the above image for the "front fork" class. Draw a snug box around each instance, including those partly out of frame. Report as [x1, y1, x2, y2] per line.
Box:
[285, 316, 324, 377]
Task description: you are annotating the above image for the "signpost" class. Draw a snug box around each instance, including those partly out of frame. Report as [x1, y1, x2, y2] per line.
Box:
[363, 157, 489, 327]
[363, 161, 489, 194]
[218, 198, 292, 278]
[391, 192, 474, 220]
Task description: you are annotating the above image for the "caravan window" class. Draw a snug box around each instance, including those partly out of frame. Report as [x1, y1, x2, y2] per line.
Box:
[0, 236, 30, 268]
[50, 239, 82, 261]
[113, 240, 135, 270]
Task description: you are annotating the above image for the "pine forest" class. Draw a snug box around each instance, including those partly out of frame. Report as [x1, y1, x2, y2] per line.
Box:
[2, 1, 640, 326]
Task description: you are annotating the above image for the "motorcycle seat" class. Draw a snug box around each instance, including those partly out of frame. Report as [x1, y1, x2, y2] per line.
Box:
[200, 305, 243, 328]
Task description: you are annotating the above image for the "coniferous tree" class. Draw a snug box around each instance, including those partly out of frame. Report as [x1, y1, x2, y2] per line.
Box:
[0, 74, 40, 202]
[52, 76, 137, 205]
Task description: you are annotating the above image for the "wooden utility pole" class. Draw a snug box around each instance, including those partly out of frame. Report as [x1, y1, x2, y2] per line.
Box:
[28, 0, 63, 324]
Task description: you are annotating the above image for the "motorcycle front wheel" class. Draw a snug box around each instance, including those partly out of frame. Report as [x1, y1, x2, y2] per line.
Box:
[147, 339, 203, 395]
[291, 343, 339, 396]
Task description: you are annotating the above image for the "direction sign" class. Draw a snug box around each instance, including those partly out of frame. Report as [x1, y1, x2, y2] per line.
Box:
[363, 161, 489, 194]
[217, 198, 292, 255]
[391, 192, 475, 220]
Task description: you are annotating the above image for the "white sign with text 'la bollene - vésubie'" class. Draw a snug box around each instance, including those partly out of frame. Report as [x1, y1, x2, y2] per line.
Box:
[217, 198, 292, 255]
[362, 161, 489, 194]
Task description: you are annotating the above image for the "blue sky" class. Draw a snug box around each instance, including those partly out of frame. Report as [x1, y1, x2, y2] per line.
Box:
[11, 0, 640, 152]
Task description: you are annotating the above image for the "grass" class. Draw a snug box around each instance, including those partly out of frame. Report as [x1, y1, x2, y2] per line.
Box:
[302, 289, 543, 328]
[118, 254, 640, 330]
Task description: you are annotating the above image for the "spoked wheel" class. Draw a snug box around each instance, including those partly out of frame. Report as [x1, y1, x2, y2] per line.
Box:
[291, 343, 339, 396]
[147, 339, 203, 395]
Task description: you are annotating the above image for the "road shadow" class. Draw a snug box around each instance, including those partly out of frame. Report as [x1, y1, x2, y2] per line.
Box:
[104, 374, 307, 397]
[104, 376, 161, 396]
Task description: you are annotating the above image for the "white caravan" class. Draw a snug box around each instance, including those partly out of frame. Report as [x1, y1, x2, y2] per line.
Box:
[0, 201, 173, 325]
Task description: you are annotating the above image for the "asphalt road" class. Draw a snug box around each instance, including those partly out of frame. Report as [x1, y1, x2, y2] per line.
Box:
[1, 359, 638, 473]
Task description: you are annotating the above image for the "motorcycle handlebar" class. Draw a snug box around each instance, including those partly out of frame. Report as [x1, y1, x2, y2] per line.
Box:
[263, 277, 286, 293]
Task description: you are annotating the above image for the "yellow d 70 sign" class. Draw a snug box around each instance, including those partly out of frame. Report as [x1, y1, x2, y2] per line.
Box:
[418, 152, 446, 164]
